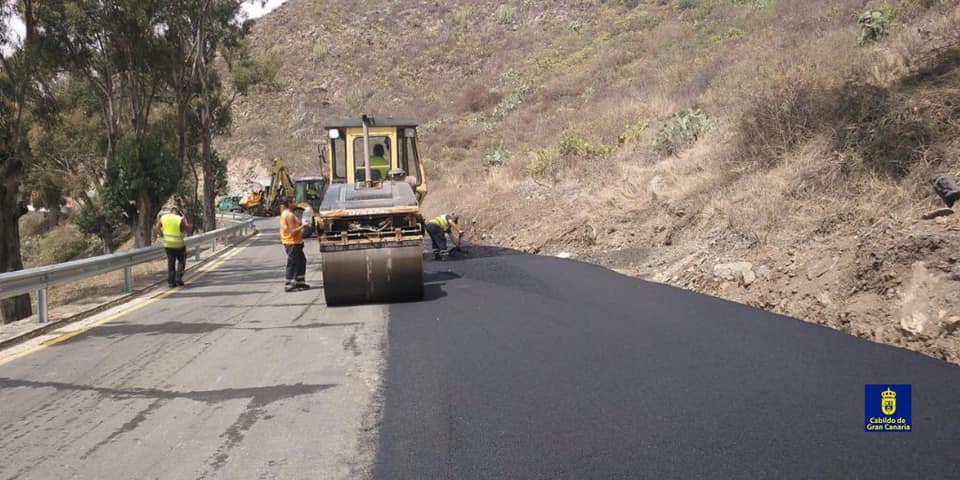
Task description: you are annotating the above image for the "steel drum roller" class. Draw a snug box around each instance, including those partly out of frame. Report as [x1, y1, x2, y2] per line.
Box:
[321, 245, 424, 306]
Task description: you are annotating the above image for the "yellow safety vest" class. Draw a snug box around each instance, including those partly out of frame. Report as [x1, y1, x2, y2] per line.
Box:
[429, 215, 450, 232]
[161, 214, 185, 248]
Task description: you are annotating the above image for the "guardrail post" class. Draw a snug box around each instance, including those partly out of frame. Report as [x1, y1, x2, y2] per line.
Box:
[211, 238, 217, 252]
[123, 266, 133, 293]
[195, 246, 201, 261]
[38, 288, 48, 323]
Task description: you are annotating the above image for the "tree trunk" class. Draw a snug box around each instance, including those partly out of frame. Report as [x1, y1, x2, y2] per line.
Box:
[46, 205, 60, 230]
[134, 189, 154, 248]
[0, 177, 32, 323]
[201, 133, 216, 232]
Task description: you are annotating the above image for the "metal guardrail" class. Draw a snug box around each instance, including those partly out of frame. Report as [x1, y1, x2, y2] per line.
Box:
[0, 213, 257, 323]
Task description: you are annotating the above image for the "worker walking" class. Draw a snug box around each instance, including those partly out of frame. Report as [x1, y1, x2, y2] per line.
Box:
[280, 198, 309, 292]
[426, 213, 463, 260]
[154, 207, 192, 288]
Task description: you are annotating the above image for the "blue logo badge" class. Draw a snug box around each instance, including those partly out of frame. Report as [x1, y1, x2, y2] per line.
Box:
[865, 384, 911, 432]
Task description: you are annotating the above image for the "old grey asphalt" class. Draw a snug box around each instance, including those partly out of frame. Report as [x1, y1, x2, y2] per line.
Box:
[375, 249, 960, 479]
[0, 220, 385, 479]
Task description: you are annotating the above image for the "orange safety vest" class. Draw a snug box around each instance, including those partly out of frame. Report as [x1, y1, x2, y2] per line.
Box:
[280, 209, 303, 245]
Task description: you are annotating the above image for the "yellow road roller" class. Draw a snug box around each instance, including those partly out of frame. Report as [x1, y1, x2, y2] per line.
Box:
[315, 116, 428, 305]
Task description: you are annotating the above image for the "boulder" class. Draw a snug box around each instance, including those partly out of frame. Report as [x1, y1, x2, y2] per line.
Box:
[714, 261, 756, 286]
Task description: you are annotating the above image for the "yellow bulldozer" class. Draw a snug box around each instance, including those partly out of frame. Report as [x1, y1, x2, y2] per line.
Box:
[314, 115, 427, 306]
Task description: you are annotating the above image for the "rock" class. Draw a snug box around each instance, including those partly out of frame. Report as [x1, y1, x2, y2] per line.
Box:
[949, 266, 960, 282]
[816, 292, 833, 306]
[714, 261, 755, 285]
[933, 174, 960, 208]
[756, 265, 772, 280]
[555, 252, 573, 259]
[806, 257, 837, 280]
[921, 207, 954, 220]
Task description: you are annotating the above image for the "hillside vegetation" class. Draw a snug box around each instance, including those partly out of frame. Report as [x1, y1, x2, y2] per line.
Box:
[220, 0, 960, 362]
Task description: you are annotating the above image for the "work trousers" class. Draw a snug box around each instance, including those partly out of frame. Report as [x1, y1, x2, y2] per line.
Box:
[426, 223, 447, 254]
[165, 247, 186, 286]
[284, 243, 307, 284]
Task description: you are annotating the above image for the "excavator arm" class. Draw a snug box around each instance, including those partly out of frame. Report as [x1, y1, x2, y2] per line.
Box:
[266, 157, 296, 214]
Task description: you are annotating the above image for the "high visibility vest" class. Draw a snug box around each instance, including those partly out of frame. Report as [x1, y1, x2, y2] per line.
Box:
[280, 209, 303, 245]
[428, 215, 450, 232]
[161, 214, 185, 248]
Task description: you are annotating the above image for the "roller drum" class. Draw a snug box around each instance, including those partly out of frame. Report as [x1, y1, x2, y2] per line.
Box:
[321, 245, 424, 306]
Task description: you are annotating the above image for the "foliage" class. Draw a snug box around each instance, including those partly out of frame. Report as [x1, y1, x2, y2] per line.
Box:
[312, 40, 327, 61]
[231, 48, 284, 95]
[76, 200, 125, 251]
[492, 84, 531, 118]
[22, 223, 100, 266]
[417, 118, 443, 138]
[483, 144, 511, 167]
[529, 130, 610, 179]
[618, 118, 651, 144]
[858, 9, 891, 45]
[652, 109, 709, 156]
[102, 120, 182, 226]
[495, 5, 516, 25]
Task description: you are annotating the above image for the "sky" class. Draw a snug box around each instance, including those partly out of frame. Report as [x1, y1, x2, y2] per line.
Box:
[2, 0, 287, 49]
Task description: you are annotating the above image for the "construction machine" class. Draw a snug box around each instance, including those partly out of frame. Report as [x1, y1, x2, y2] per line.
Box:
[315, 115, 427, 306]
[239, 158, 319, 217]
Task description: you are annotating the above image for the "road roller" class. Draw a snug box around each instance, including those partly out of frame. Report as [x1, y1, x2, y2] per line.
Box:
[314, 115, 428, 306]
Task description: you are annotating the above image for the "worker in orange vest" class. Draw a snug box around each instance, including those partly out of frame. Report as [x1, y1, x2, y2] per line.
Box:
[280, 198, 309, 292]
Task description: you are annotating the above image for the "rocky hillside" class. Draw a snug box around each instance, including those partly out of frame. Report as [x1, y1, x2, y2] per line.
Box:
[219, 0, 960, 363]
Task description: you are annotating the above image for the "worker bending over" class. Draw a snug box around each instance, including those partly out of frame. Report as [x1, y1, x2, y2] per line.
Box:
[280, 198, 309, 292]
[155, 207, 193, 288]
[426, 213, 463, 260]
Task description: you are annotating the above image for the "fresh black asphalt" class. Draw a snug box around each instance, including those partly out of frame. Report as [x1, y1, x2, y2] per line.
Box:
[376, 249, 960, 479]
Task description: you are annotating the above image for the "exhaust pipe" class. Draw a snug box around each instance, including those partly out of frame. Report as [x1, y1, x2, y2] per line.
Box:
[362, 114, 372, 187]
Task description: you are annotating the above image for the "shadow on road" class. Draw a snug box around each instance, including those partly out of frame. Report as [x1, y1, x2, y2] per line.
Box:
[0, 376, 336, 405]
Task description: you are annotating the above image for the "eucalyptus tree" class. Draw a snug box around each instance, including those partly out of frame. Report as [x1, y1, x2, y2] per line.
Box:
[0, 0, 43, 322]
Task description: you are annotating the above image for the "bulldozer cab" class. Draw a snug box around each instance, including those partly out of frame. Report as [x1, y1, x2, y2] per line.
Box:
[321, 117, 427, 203]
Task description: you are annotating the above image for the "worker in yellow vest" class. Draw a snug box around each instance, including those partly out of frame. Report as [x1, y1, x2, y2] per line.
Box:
[280, 198, 309, 292]
[154, 207, 193, 288]
[426, 213, 463, 260]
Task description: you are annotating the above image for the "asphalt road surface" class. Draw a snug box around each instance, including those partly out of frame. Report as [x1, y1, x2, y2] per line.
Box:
[2, 223, 959, 479]
[0, 221, 385, 479]
[376, 248, 960, 479]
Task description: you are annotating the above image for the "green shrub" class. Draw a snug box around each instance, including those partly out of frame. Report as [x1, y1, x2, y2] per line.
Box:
[528, 130, 610, 178]
[676, 0, 699, 11]
[495, 4, 516, 25]
[417, 119, 443, 138]
[312, 40, 327, 61]
[493, 84, 531, 118]
[484, 145, 511, 167]
[618, 118, 651, 144]
[652, 109, 709, 156]
[858, 9, 891, 44]
[527, 148, 558, 178]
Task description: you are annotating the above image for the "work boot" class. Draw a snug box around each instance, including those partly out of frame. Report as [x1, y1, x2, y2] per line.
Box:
[284, 283, 297, 292]
[177, 280, 185, 287]
[296, 283, 311, 290]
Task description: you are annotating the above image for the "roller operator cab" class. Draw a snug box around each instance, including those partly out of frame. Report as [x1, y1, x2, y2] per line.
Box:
[316, 116, 428, 306]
